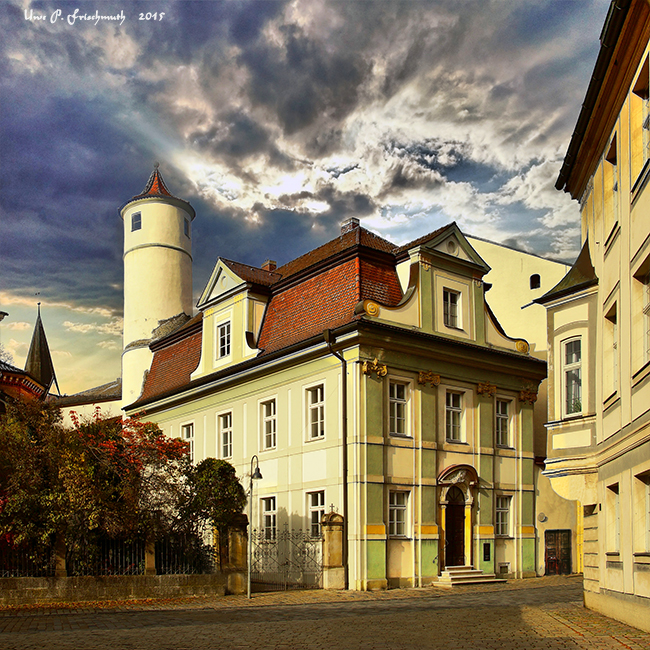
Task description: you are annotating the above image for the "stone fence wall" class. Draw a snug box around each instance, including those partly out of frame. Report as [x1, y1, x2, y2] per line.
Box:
[0, 517, 248, 607]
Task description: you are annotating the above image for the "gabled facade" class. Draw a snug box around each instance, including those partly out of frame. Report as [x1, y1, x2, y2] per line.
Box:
[539, 0, 650, 631]
[126, 215, 546, 589]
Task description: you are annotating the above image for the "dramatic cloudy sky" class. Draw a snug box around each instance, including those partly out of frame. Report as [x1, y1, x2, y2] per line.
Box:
[1, 0, 609, 395]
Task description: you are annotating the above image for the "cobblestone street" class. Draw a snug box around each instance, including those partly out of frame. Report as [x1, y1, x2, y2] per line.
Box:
[1, 576, 648, 650]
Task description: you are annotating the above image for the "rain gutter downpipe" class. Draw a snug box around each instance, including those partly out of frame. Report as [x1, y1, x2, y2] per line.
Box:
[324, 329, 349, 590]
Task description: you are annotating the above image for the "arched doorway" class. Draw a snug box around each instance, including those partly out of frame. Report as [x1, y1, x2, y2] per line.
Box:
[446, 486, 465, 566]
[438, 464, 479, 570]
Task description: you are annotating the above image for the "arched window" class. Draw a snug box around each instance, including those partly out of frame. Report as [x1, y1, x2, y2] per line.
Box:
[530, 274, 541, 289]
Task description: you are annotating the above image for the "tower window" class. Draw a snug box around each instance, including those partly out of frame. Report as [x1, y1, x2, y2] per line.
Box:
[530, 274, 540, 290]
[131, 212, 142, 232]
[184, 218, 190, 238]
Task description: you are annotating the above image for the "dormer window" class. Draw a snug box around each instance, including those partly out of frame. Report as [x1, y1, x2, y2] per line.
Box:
[131, 212, 142, 232]
[443, 289, 460, 328]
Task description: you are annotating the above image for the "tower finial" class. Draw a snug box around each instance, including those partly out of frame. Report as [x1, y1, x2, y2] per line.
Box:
[154, 161, 160, 169]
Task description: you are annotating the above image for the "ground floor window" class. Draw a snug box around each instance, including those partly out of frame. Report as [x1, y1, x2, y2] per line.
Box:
[496, 495, 511, 537]
[389, 491, 409, 537]
[261, 496, 277, 540]
[308, 491, 325, 537]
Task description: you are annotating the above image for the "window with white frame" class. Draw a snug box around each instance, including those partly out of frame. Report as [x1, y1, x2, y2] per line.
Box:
[261, 496, 276, 540]
[443, 288, 460, 328]
[446, 391, 463, 441]
[308, 491, 325, 537]
[306, 385, 325, 440]
[131, 212, 142, 232]
[219, 412, 233, 459]
[495, 399, 511, 447]
[389, 491, 409, 537]
[564, 338, 582, 415]
[217, 321, 231, 358]
[389, 380, 409, 436]
[261, 399, 277, 450]
[181, 422, 194, 463]
[496, 495, 511, 537]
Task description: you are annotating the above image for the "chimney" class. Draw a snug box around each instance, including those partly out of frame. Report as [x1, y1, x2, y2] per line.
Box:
[341, 217, 360, 235]
[262, 259, 277, 271]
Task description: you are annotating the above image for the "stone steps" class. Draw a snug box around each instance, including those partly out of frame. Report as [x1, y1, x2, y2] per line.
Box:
[437, 565, 507, 587]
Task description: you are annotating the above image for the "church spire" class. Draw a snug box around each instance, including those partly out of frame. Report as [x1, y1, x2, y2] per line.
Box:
[24, 304, 60, 396]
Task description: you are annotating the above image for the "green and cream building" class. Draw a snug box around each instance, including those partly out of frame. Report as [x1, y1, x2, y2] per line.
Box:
[119, 168, 547, 589]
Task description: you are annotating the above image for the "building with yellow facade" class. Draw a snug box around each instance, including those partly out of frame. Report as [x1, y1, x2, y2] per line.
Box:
[538, 0, 650, 630]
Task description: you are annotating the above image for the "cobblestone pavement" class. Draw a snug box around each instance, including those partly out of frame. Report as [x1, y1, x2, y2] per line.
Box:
[1, 576, 648, 650]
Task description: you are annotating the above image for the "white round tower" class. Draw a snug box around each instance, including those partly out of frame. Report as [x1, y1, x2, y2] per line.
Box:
[119, 163, 195, 407]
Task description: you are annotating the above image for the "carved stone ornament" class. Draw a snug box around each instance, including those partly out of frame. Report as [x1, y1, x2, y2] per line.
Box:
[519, 388, 538, 405]
[515, 340, 530, 354]
[448, 469, 467, 484]
[365, 301, 380, 317]
[420, 259, 432, 271]
[362, 358, 388, 377]
[418, 371, 441, 387]
[477, 382, 497, 398]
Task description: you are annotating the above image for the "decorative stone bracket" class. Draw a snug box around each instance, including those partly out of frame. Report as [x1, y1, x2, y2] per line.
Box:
[361, 358, 387, 377]
[418, 371, 440, 387]
[477, 382, 497, 398]
[519, 387, 538, 405]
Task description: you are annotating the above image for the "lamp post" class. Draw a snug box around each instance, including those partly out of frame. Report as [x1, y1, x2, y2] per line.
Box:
[247, 455, 262, 599]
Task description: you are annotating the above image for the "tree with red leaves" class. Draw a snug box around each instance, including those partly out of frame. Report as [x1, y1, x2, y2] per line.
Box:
[0, 400, 189, 553]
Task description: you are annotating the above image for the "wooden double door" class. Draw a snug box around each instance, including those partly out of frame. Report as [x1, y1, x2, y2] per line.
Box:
[545, 529, 571, 575]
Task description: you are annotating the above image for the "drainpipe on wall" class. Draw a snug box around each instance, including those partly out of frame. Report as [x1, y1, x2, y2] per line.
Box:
[324, 329, 349, 590]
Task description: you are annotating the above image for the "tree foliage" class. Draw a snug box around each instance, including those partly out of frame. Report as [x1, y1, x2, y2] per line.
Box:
[0, 401, 247, 554]
[183, 458, 247, 532]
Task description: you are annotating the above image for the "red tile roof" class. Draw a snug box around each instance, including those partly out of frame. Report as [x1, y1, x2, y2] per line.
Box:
[135, 164, 173, 198]
[138, 327, 202, 404]
[135, 223, 413, 403]
[221, 259, 281, 287]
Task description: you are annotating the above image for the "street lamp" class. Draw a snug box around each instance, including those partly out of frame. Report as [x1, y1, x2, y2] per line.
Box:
[247, 455, 262, 599]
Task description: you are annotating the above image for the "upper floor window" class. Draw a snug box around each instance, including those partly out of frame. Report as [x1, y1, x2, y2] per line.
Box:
[261, 399, 277, 450]
[564, 338, 582, 416]
[306, 385, 325, 440]
[389, 491, 409, 537]
[219, 412, 233, 459]
[605, 304, 618, 395]
[445, 391, 463, 441]
[184, 217, 190, 238]
[218, 321, 231, 358]
[181, 422, 194, 464]
[495, 399, 511, 447]
[529, 274, 540, 290]
[443, 289, 460, 328]
[261, 496, 277, 540]
[389, 380, 409, 436]
[308, 490, 325, 537]
[131, 212, 142, 232]
[631, 57, 650, 183]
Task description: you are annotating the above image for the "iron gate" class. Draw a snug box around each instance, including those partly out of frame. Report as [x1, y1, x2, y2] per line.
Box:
[250, 526, 322, 591]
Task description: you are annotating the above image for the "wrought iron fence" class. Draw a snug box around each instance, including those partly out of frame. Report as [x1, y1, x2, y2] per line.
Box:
[155, 533, 216, 575]
[0, 542, 56, 578]
[66, 538, 145, 576]
[250, 526, 322, 591]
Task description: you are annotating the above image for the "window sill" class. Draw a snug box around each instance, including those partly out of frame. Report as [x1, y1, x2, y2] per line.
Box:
[603, 393, 620, 412]
[390, 433, 413, 440]
[306, 436, 325, 443]
[631, 157, 650, 200]
[445, 440, 468, 445]
[634, 552, 650, 558]
[496, 444, 515, 450]
[605, 551, 620, 557]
